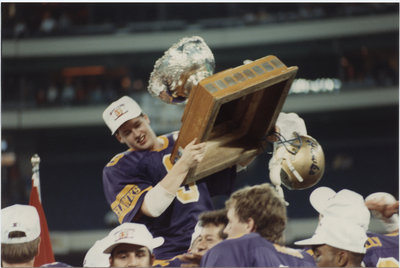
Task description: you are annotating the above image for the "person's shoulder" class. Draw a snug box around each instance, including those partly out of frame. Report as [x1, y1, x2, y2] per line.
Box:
[367, 230, 399, 239]
[41, 262, 72, 267]
[153, 254, 184, 267]
[366, 230, 399, 249]
[169, 131, 179, 141]
[383, 230, 399, 237]
[213, 233, 261, 250]
[104, 148, 145, 169]
[159, 131, 178, 143]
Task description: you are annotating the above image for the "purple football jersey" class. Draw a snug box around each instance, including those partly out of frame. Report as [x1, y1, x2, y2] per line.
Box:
[363, 231, 399, 267]
[201, 232, 316, 267]
[103, 133, 236, 259]
[153, 254, 186, 267]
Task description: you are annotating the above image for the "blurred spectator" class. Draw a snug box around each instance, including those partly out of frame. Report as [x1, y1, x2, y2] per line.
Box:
[61, 79, 76, 105]
[36, 88, 47, 107]
[39, 10, 57, 34]
[132, 78, 145, 92]
[47, 82, 59, 105]
[88, 85, 104, 104]
[75, 79, 87, 104]
[14, 20, 27, 38]
[58, 11, 72, 31]
[2, 3, 397, 39]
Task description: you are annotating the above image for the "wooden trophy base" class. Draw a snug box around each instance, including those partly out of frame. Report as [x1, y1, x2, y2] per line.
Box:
[171, 55, 298, 185]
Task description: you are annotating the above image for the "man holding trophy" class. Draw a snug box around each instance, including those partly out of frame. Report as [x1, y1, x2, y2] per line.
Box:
[102, 37, 238, 260]
[102, 36, 324, 260]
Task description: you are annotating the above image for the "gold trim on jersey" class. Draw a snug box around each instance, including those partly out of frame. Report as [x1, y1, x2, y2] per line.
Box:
[273, 244, 304, 259]
[107, 136, 169, 167]
[152, 136, 169, 152]
[385, 231, 399, 237]
[111, 184, 152, 223]
[152, 255, 183, 267]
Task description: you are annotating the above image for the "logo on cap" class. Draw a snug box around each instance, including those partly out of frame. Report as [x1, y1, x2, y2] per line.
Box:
[115, 229, 136, 241]
[110, 104, 128, 122]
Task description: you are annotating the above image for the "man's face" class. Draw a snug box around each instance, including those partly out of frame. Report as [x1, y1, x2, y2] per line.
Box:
[192, 223, 225, 254]
[116, 115, 158, 151]
[224, 206, 251, 239]
[109, 244, 153, 267]
[312, 244, 341, 267]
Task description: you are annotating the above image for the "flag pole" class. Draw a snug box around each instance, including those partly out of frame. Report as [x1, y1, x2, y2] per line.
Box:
[31, 154, 41, 202]
[29, 154, 55, 266]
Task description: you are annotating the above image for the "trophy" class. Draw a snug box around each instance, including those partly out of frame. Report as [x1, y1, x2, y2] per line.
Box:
[148, 36, 298, 185]
[148, 36, 215, 104]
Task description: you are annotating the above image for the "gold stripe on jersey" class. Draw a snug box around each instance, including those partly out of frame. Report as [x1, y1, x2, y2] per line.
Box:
[365, 236, 383, 249]
[385, 231, 399, 237]
[152, 136, 169, 152]
[106, 152, 125, 167]
[111, 184, 152, 223]
[273, 244, 304, 258]
[152, 255, 182, 267]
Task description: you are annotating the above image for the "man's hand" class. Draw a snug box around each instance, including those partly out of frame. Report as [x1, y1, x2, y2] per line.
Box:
[177, 138, 207, 169]
[141, 138, 207, 217]
[366, 199, 399, 219]
[179, 252, 204, 267]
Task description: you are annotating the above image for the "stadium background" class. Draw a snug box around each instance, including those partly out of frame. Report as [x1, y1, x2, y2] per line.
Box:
[1, 2, 398, 266]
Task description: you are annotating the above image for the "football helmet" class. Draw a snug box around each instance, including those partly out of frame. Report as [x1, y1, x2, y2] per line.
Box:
[272, 133, 325, 190]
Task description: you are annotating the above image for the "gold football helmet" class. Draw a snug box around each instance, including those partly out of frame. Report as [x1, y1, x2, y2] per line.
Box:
[274, 133, 325, 190]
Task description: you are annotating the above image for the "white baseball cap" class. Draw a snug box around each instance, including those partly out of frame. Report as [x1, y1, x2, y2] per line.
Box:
[309, 187, 370, 231]
[83, 238, 111, 267]
[295, 187, 370, 253]
[1, 204, 41, 244]
[309, 186, 336, 214]
[295, 216, 368, 253]
[103, 223, 164, 254]
[103, 96, 142, 135]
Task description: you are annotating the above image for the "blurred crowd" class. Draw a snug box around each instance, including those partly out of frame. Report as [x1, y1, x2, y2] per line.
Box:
[2, 45, 398, 110]
[2, 73, 147, 109]
[2, 3, 397, 39]
[2, 3, 398, 110]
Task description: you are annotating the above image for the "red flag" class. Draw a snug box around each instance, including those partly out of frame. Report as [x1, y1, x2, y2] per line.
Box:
[29, 155, 55, 266]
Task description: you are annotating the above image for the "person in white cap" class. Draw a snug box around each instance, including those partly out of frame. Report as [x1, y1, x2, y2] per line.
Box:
[83, 238, 111, 267]
[295, 187, 371, 267]
[102, 96, 237, 259]
[1, 204, 41, 267]
[102, 222, 164, 267]
[200, 183, 316, 267]
[155, 208, 229, 267]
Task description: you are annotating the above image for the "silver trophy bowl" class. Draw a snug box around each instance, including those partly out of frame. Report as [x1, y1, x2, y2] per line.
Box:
[148, 36, 215, 104]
